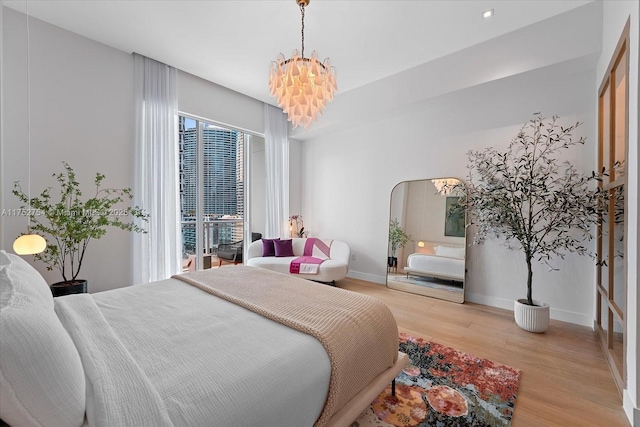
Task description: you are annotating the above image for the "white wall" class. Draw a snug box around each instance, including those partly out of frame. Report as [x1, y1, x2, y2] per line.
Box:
[298, 2, 601, 328]
[597, 1, 639, 424]
[177, 70, 263, 134]
[302, 65, 596, 324]
[0, 7, 266, 292]
[1, 7, 135, 292]
[0, 5, 5, 246]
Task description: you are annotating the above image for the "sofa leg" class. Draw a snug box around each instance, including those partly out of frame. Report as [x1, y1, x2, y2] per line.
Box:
[311, 280, 337, 286]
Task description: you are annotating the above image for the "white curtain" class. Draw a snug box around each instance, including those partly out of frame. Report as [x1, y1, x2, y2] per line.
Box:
[264, 104, 289, 238]
[132, 54, 180, 284]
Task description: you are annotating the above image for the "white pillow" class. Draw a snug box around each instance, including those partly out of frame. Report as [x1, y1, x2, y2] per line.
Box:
[0, 251, 85, 427]
[434, 245, 465, 259]
[0, 251, 53, 309]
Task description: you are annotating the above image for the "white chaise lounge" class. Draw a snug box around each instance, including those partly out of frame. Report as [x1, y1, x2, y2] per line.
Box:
[246, 238, 350, 284]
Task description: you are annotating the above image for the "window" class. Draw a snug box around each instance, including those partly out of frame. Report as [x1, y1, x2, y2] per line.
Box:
[179, 116, 245, 269]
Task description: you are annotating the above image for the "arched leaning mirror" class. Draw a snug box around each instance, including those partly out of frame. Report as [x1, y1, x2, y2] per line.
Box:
[387, 178, 467, 303]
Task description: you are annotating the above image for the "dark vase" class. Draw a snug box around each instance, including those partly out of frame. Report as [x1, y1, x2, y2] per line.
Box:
[50, 279, 88, 297]
[387, 256, 397, 268]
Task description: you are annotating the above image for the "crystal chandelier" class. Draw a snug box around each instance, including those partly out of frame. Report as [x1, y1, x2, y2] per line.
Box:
[431, 178, 462, 196]
[269, 0, 337, 129]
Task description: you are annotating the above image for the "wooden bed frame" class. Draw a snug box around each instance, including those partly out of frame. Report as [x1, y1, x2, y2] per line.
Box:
[326, 352, 409, 426]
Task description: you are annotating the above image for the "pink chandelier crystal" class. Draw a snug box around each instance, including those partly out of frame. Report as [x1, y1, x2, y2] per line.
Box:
[269, 0, 337, 129]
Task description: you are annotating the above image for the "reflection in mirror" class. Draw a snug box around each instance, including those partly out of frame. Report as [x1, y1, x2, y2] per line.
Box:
[387, 178, 466, 303]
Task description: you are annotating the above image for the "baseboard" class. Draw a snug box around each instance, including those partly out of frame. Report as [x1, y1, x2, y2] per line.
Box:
[550, 308, 593, 328]
[464, 292, 593, 327]
[464, 293, 514, 311]
[624, 390, 640, 426]
[344, 278, 594, 327]
[347, 270, 386, 285]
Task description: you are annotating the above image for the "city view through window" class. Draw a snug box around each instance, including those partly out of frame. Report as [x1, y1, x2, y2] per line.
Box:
[179, 116, 244, 265]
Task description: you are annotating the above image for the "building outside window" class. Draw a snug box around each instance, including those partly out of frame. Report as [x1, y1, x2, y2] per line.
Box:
[179, 116, 245, 263]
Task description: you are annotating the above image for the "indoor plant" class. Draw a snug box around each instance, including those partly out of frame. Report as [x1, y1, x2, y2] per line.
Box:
[289, 214, 307, 238]
[388, 218, 411, 269]
[13, 162, 148, 296]
[463, 114, 601, 332]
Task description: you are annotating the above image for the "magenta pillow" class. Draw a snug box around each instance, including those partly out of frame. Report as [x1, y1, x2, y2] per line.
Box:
[274, 239, 294, 257]
[261, 238, 280, 257]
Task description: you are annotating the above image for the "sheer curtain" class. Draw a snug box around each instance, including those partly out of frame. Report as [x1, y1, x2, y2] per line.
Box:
[132, 53, 180, 284]
[264, 104, 290, 238]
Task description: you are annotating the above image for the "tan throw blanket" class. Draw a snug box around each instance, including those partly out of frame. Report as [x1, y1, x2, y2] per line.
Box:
[173, 266, 398, 427]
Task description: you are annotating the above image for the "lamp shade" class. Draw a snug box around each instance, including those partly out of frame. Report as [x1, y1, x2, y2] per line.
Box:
[13, 234, 46, 255]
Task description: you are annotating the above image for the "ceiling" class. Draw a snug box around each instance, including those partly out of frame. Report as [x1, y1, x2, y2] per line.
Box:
[3, 0, 594, 107]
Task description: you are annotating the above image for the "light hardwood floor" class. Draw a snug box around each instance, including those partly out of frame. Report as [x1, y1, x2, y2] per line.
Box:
[337, 277, 629, 427]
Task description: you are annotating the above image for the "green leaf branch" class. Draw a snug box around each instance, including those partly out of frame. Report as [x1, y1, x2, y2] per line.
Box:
[389, 218, 411, 257]
[13, 162, 149, 281]
[461, 114, 605, 306]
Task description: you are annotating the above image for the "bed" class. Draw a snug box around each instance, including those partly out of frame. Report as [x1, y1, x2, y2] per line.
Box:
[0, 250, 407, 427]
[403, 242, 465, 282]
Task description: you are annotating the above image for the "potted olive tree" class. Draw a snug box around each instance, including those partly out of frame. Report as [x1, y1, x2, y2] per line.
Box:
[13, 162, 148, 296]
[388, 218, 411, 269]
[463, 114, 601, 333]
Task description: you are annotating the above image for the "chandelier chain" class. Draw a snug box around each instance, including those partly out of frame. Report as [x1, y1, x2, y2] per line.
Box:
[300, 2, 305, 58]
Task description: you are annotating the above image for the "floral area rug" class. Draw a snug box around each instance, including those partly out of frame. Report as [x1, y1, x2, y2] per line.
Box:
[352, 333, 521, 427]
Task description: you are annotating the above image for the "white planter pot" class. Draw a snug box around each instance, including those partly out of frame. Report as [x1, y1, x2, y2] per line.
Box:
[514, 299, 550, 333]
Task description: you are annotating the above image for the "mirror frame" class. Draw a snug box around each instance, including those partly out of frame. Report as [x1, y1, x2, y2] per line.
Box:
[386, 178, 467, 303]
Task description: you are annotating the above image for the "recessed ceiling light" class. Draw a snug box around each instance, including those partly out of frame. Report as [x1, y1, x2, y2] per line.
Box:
[483, 9, 494, 19]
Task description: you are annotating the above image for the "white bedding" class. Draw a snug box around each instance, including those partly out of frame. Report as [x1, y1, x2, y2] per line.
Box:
[55, 278, 331, 427]
[404, 253, 465, 281]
